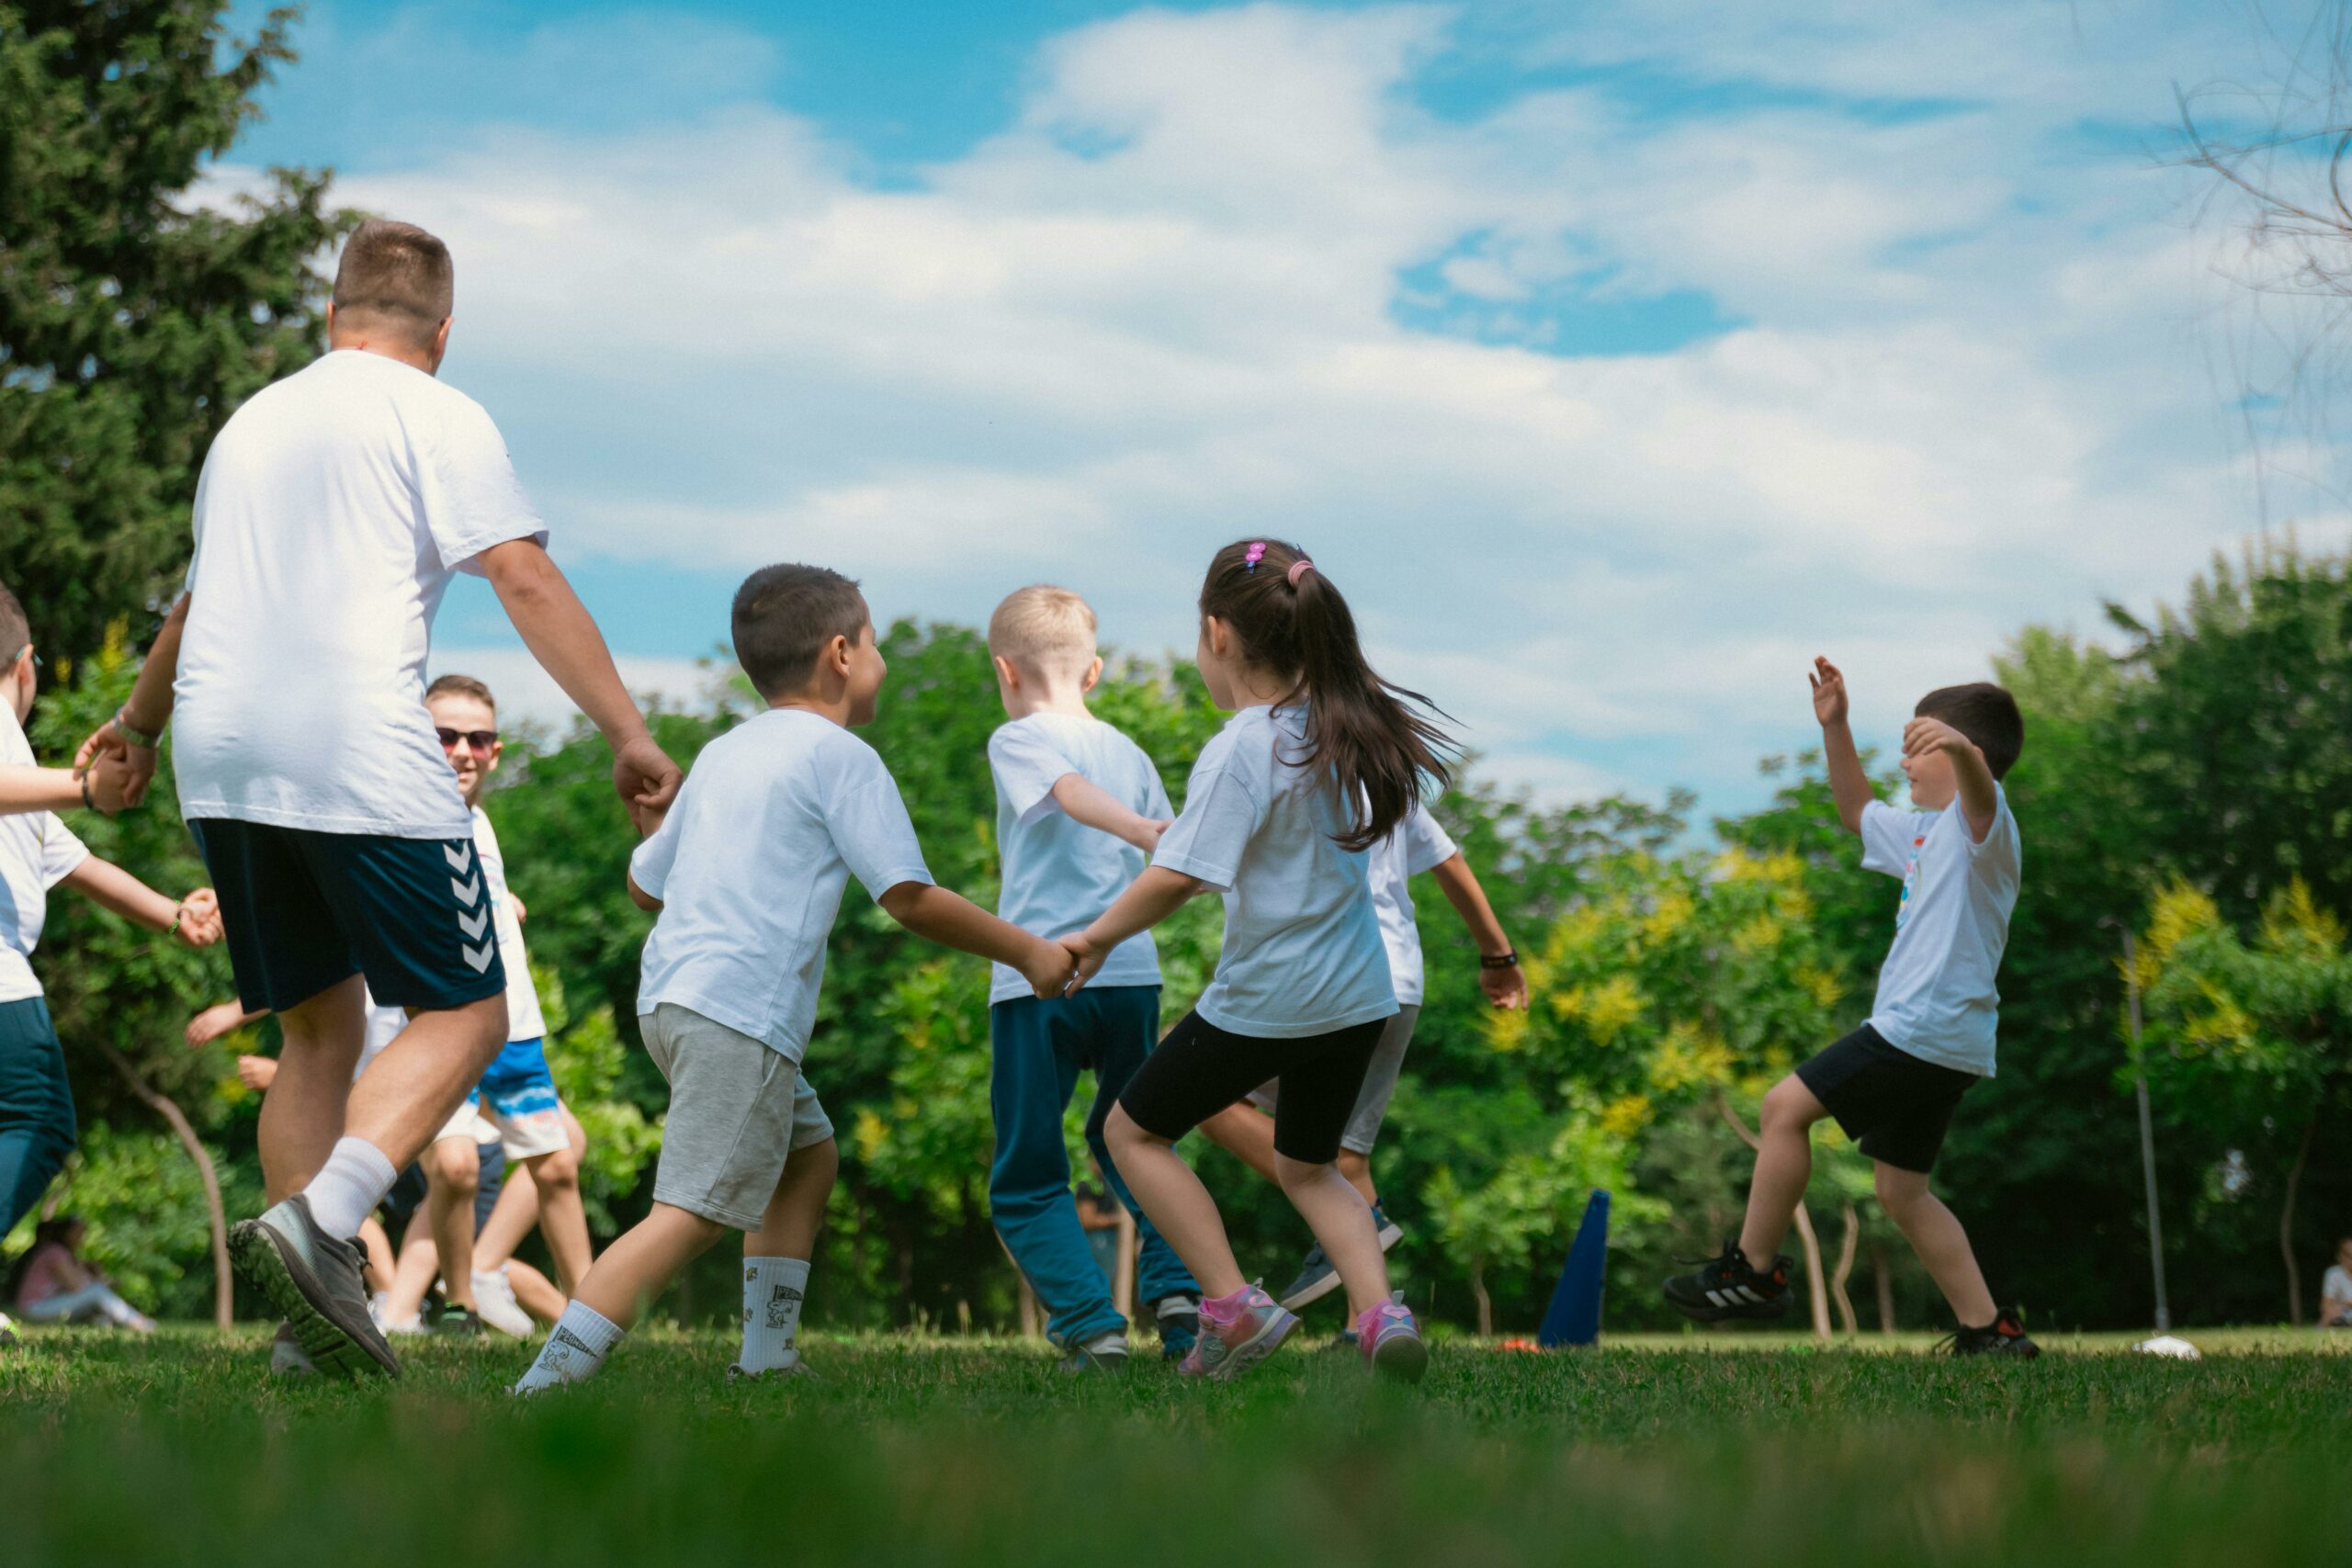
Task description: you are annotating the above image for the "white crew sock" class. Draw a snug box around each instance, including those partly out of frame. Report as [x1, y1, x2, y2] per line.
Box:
[513, 1301, 625, 1393]
[301, 1137, 398, 1239]
[738, 1256, 811, 1373]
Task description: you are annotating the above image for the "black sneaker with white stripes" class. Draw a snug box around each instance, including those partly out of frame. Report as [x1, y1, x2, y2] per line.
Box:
[1663, 1237, 1794, 1323]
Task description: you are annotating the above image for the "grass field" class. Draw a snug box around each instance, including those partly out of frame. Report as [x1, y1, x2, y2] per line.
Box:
[8, 1325, 2352, 1567]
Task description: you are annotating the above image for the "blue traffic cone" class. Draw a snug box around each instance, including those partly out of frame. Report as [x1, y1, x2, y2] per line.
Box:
[1537, 1190, 1611, 1348]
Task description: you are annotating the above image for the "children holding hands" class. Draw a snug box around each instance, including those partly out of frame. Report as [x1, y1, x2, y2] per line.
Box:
[1665, 657, 2037, 1355]
[511, 566, 1074, 1393]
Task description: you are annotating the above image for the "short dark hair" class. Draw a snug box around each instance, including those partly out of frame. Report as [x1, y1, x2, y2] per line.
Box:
[425, 673, 496, 712]
[334, 219, 454, 346]
[732, 565, 870, 699]
[0, 578, 27, 665]
[1916, 682, 2024, 779]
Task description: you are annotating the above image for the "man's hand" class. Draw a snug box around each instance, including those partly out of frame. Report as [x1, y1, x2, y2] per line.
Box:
[1058, 933, 1105, 993]
[75, 719, 159, 808]
[1021, 933, 1079, 998]
[173, 888, 223, 948]
[236, 1054, 278, 1093]
[1479, 959, 1528, 1010]
[186, 1000, 251, 1049]
[613, 731, 682, 835]
[1809, 657, 1849, 728]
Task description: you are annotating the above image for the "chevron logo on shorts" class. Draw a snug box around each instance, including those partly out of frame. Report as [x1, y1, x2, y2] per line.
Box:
[450, 844, 493, 973]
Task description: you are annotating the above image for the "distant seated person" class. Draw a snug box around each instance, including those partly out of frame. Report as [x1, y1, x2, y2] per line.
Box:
[10, 1216, 155, 1333]
[2323, 1236, 2352, 1329]
[1074, 1183, 1121, 1281]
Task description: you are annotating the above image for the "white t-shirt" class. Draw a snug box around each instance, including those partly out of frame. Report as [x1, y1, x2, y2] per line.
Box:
[2324, 1265, 2352, 1319]
[472, 806, 547, 1043]
[174, 350, 548, 839]
[630, 708, 934, 1061]
[1368, 803, 1459, 1007]
[987, 712, 1170, 1006]
[1152, 705, 1396, 1038]
[1859, 788, 2023, 1077]
[356, 990, 405, 1080]
[0, 707, 90, 1004]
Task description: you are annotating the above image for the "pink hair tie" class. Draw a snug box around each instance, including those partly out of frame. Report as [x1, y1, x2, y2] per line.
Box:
[1287, 558, 1314, 587]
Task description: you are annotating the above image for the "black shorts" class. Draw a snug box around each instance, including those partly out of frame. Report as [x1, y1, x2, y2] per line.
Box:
[1119, 1010, 1391, 1165]
[190, 819, 507, 1014]
[1794, 1023, 1977, 1174]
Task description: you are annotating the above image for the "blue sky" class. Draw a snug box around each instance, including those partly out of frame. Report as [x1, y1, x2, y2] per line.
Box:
[211, 1, 2341, 811]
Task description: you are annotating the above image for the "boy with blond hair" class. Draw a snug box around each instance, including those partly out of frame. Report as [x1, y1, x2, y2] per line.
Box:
[511, 565, 1074, 1392]
[983, 586, 1198, 1371]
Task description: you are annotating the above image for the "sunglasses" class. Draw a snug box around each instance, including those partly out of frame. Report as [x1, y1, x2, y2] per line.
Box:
[435, 728, 499, 754]
[5, 644, 39, 674]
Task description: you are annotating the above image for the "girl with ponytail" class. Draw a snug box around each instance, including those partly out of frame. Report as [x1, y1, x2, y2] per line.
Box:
[1062, 538, 1453, 1384]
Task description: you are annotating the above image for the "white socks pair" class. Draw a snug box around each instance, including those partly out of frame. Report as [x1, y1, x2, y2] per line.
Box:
[738, 1256, 811, 1374]
[301, 1136, 398, 1239]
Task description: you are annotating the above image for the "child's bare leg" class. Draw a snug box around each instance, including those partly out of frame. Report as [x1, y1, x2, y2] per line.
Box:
[1275, 1155, 1389, 1316]
[383, 1221, 439, 1325]
[571, 1202, 726, 1332]
[1107, 1106, 1244, 1298]
[504, 1259, 566, 1324]
[1873, 1164, 1997, 1326]
[747, 1136, 837, 1259]
[521, 1142, 594, 1296]
[1196, 1101, 1281, 1184]
[356, 1215, 396, 1293]
[423, 1135, 481, 1310]
[471, 1166, 539, 1271]
[1335, 1148, 1377, 1207]
[1737, 1075, 1829, 1268]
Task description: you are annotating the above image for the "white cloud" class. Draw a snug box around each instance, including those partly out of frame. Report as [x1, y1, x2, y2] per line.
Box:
[243, 1, 2335, 809]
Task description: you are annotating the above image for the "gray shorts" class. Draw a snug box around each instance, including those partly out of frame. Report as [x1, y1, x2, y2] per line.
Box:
[1248, 1003, 1419, 1156]
[641, 1004, 836, 1231]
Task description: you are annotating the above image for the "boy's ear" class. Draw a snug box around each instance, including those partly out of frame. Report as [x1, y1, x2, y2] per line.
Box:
[1081, 655, 1103, 694]
[992, 655, 1020, 691]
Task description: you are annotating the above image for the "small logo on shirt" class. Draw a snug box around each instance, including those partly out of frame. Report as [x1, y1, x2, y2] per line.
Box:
[1895, 837, 1926, 931]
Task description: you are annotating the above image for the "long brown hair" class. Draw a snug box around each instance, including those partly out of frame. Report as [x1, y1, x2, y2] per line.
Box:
[1198, 538, 1454, 851]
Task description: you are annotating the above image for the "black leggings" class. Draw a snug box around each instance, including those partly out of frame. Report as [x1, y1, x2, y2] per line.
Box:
[1119, 1010, 1392, 1165]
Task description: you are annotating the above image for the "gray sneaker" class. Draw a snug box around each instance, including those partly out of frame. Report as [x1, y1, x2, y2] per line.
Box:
[230, 1195, 400, 1380]
[1279, 1204, 1405, 1311]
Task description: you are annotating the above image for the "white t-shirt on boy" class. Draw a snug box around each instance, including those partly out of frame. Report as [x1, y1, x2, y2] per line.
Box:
[471, 807, 547, 1043]
[630, 708, 933, 1063]
[1858, 786, 2023, 1077]
[1368, 802, 1458, 1008]
[1151, 704, 1396, 1039]
[0, 705, 90, 1005]
[987, 711, 1170, 1006]
[175, 350, 548, 840]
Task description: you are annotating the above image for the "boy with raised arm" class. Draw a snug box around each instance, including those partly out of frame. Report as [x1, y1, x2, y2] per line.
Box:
[982, 586, 1199, 1371]
[511, 566, 1075, 1392]
[79, 219, 680, 1379]
[1663, 659, 2039, 1356]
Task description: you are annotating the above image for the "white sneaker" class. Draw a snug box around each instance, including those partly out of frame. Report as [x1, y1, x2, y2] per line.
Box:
[0, 1310, 18, 1347]
[383, 1314, 426, 1337]
[470, 1268, 535, 1338]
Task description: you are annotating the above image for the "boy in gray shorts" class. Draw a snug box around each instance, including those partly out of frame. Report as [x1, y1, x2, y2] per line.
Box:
[511, 564, 1075, 1393]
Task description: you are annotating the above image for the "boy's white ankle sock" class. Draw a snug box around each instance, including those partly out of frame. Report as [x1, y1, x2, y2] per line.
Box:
[738, 1256, 811, 1372]
[513, 1302, 624, 1393]
[301, 1137, 398, 1239]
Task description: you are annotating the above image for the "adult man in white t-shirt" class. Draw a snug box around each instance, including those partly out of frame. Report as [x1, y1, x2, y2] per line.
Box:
[80, 219, 679, 1380]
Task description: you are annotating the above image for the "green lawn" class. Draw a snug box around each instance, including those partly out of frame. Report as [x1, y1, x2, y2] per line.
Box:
[8, 1325, 2351, 1567]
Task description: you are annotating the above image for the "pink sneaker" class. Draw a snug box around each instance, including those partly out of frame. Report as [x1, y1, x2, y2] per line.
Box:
[1356, 1293, 1428, 1383]
[1181, 1283, 1298, 1382]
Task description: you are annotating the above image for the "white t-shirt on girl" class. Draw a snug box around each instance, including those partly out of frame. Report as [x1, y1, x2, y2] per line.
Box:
[1858, 786, 2023, 1077]
[174, 350, 548, 840]
[1152, 704, 1396, 1039]
[0, 705, 89, 1005]
[630, 708, 933, 1063]
[471, 807, 547, 1043]
[987, 712, 1170, 1007]
[1369, 803, 1458, 1007]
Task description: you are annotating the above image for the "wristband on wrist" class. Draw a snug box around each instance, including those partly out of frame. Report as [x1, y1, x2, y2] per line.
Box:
[114, 708, 163, 750]
[78, 771, 96, 815]
[1479, 950, 1520, 970]
[168, 906, 187, 939]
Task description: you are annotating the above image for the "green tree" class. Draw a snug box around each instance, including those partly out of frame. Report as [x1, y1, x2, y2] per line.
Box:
[2, 1, 353, 657]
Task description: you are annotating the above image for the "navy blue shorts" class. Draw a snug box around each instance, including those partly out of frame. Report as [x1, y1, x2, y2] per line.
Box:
[189, 819, 507, 1014]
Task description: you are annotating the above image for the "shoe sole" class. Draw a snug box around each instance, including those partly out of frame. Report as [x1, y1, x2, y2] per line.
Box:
[1368, 1331, 1429, 1384]
[230, 1219, 400, 1381]
[1664, 1284, 1793, 1325]
[1206, 1309, 1299, 1382]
